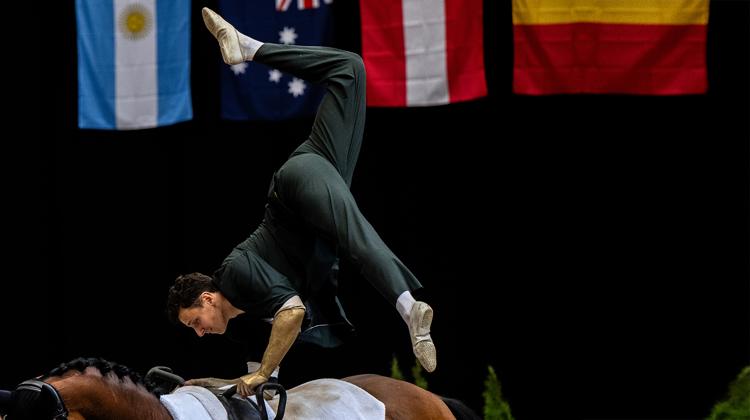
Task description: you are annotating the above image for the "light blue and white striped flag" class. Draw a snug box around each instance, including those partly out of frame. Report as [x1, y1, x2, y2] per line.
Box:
[76, 0, 192, 130]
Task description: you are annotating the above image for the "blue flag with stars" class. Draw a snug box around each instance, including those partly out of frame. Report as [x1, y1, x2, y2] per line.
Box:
[219, 0, 334, 121]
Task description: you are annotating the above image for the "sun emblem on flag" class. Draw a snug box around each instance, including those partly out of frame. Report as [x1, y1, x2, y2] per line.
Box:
[118, 4, 153, 40]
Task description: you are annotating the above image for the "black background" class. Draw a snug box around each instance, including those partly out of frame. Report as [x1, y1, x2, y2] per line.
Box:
[7, 1, 748, 419]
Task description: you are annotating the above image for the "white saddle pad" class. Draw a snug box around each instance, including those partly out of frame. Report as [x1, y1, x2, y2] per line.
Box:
[160, 385, 275, 420]
[271, 378, 385, 420]
[160, 379, 384, 420]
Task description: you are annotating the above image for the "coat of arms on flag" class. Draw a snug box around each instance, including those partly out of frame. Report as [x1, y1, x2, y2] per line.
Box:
[219, 0, 335, 121]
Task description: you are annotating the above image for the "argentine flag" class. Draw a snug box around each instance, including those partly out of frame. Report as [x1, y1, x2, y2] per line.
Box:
[76, 0, 192, 130]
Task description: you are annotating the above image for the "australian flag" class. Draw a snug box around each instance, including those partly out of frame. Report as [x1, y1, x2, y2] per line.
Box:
[219, 0, 334, 121]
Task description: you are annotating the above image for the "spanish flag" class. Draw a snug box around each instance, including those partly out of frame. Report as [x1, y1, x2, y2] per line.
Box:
[512, 0, 709, 95]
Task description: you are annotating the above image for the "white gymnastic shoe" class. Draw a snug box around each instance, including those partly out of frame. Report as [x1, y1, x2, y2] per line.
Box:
[409, 301, 437, 372]
[201, 7, 245, 65]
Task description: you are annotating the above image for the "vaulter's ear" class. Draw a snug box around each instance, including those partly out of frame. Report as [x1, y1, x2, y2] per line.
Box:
[200, 291, 215, 305]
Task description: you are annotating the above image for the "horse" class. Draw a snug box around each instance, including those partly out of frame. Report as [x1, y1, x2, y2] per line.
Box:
[2, 357, 480, 420]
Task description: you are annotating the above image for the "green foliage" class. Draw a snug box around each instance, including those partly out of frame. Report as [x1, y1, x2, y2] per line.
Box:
[390, 354, 404, 381]
[708, 365, 750, 420]
[389, 354, 428, 390]
[412, 359, 428, 390]
[483, 365, 514, 420]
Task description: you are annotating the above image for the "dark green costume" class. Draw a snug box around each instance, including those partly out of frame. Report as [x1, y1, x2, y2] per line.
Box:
[213, 44, 422, 348]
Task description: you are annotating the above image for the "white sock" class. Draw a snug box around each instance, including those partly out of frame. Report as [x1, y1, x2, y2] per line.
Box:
[396, 291, 416, 325]
[237, 32, 263, 61]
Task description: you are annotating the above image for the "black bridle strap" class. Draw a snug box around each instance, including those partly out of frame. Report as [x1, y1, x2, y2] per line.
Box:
[14, 379, 68, 420]
[0, 389, 11, 412]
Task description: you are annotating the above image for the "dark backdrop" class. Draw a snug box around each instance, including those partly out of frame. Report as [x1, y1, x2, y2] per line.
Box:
[9, 1, 749, 419]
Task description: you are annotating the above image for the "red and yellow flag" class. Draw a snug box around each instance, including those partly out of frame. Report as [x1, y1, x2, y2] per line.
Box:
[512, 0, 709, 94]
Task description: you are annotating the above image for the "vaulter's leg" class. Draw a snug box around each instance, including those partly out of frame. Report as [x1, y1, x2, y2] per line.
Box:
[201, 7, 435, 373]
[277, 154, 437, 372]
[201, 7, 365, 187]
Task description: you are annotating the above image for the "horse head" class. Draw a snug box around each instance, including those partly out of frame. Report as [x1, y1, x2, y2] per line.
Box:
[4, 357, 171, 420]
[3, 379, 67, 420]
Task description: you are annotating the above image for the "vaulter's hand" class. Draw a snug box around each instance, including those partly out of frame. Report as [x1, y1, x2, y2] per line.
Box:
[184, 377, 234, 388]
[237, 371, 270, 397]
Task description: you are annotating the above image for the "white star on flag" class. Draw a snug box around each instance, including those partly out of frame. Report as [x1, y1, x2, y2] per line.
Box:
[268, 69, 283, 83]
[279, 26, 298, 45]
[288, 78, 306, 97]
[230, 62, 248, 75]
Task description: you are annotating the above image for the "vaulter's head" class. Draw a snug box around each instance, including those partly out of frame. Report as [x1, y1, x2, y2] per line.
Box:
[167, 272, 229, 337]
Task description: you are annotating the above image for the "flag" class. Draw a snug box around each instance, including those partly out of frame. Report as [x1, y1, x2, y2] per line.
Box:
[359, 0, 486, 107]
[219, 0, 334, 121]
[512, 0, 709, 95]
[76, 0, 192, 130]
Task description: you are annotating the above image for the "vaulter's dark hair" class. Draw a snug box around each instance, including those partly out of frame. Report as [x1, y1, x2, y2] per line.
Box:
[166, 272, 217, 325]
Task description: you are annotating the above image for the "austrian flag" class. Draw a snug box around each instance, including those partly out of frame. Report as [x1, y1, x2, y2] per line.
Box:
[360, 0, 487, 107]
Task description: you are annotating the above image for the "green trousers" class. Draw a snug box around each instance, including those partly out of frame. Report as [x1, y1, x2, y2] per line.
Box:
[256, 43, 423, 305]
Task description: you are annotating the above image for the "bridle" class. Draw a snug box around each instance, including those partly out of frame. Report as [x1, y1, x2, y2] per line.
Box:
[7, 379, 68, 420]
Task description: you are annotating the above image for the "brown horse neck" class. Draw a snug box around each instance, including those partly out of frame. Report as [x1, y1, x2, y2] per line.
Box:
[343, 374, 456, 420]
[49, 374, 172, 420]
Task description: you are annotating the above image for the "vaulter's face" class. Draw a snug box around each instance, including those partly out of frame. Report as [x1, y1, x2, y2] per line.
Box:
[178, 293, 228, 337]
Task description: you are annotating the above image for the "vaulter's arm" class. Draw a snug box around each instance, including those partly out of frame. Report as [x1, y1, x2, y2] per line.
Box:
[260, 306, 305, 376]
[236, 302, 305, 396]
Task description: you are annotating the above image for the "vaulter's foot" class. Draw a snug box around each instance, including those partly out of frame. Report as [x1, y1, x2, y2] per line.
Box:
[409, 301, 437, 372]
[201, 7, 245, 65]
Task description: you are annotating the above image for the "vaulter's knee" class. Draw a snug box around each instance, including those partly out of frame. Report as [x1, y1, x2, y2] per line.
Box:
[336, 50, 365, 81]
[348, 52, 365, 78]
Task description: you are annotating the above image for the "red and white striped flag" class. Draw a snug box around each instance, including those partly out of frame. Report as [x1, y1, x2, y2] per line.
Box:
[360, 0, 486, 107]
[277, 0, 332, 12]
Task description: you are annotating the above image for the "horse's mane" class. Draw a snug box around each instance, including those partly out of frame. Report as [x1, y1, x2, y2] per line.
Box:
[43, 357, 145, 384]
[43, 356, 172, 396]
